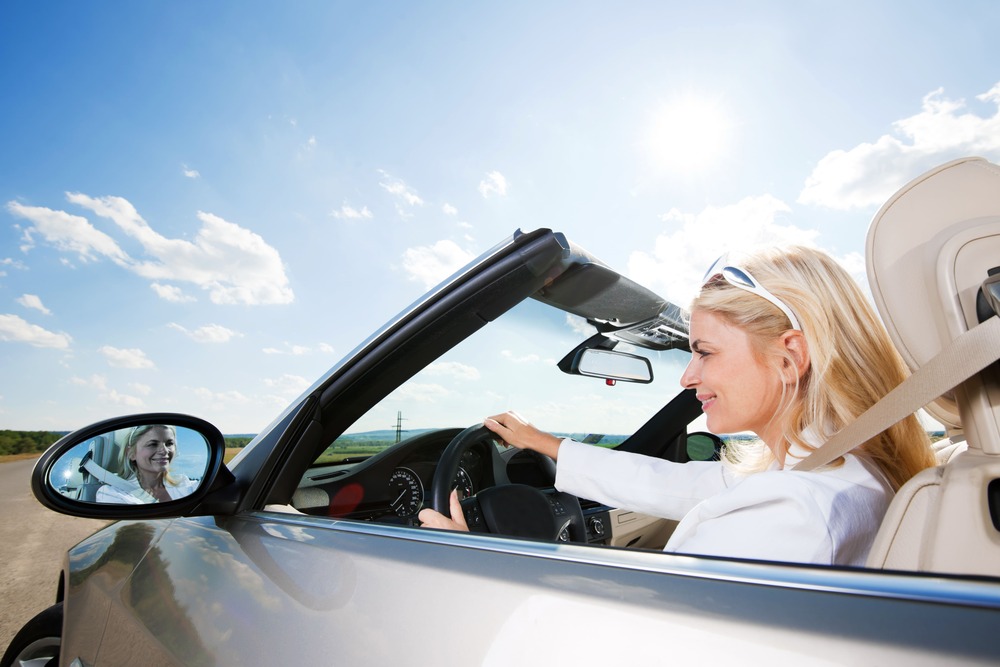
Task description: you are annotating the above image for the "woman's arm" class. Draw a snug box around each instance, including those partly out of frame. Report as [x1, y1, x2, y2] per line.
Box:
[483, 411, 562, 459]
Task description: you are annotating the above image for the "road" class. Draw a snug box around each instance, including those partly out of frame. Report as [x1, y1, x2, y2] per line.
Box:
[0, 457, 108, 654]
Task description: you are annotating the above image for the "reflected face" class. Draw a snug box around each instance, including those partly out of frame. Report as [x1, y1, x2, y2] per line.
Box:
[130, 426, 176, 479]
[680, 310, 783, 446]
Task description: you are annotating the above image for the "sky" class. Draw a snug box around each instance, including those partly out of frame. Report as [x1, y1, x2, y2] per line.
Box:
[2, 1, 999, 433]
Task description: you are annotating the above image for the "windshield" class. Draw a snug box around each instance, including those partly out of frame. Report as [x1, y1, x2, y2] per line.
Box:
[315, 298, 692, 465]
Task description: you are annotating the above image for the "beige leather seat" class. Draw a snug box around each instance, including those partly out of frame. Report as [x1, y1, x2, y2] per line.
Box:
[864, 157, 1000, 576]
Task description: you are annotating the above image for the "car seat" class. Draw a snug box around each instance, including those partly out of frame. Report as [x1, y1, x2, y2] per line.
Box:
[865, 156, 1000, 575]
[75, 430, 129, 501]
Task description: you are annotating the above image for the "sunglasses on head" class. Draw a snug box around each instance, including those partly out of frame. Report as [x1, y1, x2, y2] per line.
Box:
[702, 256, 802, 332]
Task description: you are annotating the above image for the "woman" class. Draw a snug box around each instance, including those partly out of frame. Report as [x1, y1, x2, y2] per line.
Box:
[95, 424, 199, 504]
[419, 246, 936, 566]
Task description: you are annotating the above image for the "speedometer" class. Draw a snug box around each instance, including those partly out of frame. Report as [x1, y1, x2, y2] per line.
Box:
[388, 467, 424, 518]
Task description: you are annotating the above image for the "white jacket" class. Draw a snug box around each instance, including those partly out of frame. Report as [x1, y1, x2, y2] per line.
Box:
[95, 474, 200, 504]
[555, 439, 893, 566]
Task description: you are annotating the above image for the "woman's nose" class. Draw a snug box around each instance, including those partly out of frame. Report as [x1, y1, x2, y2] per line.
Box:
[680, 359, 699, 389]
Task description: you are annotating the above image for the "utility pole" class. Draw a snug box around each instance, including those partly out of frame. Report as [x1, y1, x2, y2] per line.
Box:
[393, 411, 408, 443]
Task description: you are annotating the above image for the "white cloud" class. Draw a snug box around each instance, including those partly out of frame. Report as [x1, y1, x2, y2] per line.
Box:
[628, 196, 817, 305]
[331, 203, 373, 220]
[106, 389, 145, 407]
[799, 82, 1000, 210]
[151, 283, 196, 303]
[192, 387, 251, 406]
[182, 164, 201, 179]
[7, 201, 131, 265]
[66, 194, 294, 305]
[390, 382, 450, 403]
[9, 194, 293, 306]
[70, 374, 145, 406]
[262, 374, 310, 396]
[0, 314, 71, 348]
[478, 171, 508, 198]
[129, 382, 152, 396]
[378, 171, 424, 207]
[17, 294, 51, 315]
[423, 361, 480, 381]
[400, 239, 475, 289]
[99, 345, 155, 369]
[501, 350, 543, 364]
[169, 322, 242, 343]
[0, 257, 27, 276]
[261, 341, 314, 355]
[70, 374, 107, 390]
[442, 203, 458, 216]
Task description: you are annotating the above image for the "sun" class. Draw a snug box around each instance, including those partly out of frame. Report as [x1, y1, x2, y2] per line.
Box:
[646, 95, 734, 174]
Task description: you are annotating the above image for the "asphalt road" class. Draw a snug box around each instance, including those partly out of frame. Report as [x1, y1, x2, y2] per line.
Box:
[0, 457, 109, 655]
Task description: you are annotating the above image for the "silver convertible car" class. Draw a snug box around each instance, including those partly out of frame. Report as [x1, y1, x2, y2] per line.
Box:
[6, 157, 1000, 666]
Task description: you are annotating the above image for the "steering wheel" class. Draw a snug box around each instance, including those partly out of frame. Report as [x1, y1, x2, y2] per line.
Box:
[430, 424, 586, 542]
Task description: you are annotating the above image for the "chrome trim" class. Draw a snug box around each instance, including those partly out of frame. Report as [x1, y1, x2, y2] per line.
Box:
[254, 510, 1000, 609]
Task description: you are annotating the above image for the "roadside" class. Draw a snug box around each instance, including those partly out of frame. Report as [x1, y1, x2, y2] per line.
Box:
[0, 456, 109, 653]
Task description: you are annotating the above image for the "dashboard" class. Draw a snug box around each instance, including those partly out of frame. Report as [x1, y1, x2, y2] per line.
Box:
[292, 428, 506, 524]
[291, 427, 611, 545]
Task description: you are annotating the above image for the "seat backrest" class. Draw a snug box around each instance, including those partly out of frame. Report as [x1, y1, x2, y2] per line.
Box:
[865, 156, 1000, 576]
[75, 433, 125, 501]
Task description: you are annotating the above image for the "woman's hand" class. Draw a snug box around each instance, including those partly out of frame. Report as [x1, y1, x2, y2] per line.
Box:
[417, 489, 469, 531]
[484, 411, 562, 460]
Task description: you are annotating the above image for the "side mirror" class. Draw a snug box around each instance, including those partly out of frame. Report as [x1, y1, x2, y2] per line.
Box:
[572, 348, 654, 384]
[32, 413, 231, 519]
[686, 431, 723, 461]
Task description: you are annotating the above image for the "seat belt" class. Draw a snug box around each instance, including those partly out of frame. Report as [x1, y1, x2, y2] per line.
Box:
[794, 314, 1000, 471]
[79, 453, 154, 501]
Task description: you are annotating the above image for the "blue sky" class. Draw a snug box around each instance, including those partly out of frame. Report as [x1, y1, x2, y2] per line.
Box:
[2, 1, 999, 433]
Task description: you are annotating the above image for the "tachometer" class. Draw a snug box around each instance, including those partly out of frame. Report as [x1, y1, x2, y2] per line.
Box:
[388, 467, 424, 518]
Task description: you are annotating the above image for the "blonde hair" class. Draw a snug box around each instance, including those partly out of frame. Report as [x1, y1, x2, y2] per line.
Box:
[692, 245, 935, 491]
[117, 424, 182, 487]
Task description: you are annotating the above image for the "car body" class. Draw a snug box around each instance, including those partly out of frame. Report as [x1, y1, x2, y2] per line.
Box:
[6, 158, 1000, 666]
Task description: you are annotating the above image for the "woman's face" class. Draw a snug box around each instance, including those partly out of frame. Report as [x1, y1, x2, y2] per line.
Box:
[680, 310, 785, 448]
[129, 426, 176, 479]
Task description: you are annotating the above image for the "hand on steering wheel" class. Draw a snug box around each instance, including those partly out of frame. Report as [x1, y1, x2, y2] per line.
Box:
[418, 490, 468, 531]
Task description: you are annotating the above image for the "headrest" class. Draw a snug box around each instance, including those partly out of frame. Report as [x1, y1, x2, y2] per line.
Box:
[866, 157, 1000, 432]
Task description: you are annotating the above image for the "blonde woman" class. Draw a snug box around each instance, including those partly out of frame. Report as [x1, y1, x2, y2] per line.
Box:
[420, 246, 936, 565]
[95, 425, 199, 504]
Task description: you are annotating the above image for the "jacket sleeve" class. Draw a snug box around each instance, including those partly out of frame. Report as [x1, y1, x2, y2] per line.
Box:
[664, 471, 837, 564]
[554, 439, 731, 520]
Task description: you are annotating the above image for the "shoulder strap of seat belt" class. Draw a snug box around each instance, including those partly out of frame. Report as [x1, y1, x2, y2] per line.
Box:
[793, 315, 1000, 471]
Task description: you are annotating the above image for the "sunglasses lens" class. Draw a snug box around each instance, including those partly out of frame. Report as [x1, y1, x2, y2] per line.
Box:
[721, 266, 755, 288]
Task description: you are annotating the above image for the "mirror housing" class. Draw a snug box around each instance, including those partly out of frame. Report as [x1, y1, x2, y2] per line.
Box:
[31, 413, 235, 520]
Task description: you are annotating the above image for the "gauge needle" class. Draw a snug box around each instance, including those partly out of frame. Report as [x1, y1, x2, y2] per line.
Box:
[391, 489, 407, 506]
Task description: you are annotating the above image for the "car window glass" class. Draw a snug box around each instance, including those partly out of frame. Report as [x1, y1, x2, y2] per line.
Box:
[319, 299, 690, 463]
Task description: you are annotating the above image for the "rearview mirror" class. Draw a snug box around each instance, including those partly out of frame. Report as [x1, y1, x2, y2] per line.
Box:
[574, 348, 653, 384]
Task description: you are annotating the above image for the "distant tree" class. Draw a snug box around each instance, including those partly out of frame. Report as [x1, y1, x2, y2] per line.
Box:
[0, 430, 62, 456]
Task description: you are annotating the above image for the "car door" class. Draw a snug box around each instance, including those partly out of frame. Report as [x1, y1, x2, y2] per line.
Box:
[64, 509, 1000, 666]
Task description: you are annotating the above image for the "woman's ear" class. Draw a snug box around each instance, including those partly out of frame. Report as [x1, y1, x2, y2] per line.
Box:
[780, 331, 810, 382]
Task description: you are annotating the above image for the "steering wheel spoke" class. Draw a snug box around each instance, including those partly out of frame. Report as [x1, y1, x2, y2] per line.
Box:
[431, 424, 586, 543]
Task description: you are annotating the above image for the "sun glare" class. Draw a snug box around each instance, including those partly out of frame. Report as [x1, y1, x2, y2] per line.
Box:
[646, 95, 733, 174]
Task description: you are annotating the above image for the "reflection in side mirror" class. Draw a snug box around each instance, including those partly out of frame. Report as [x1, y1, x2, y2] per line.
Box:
[575, 348, 653, 384]
[48, 424, 210, 505]
[686, 432, 723, 462]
